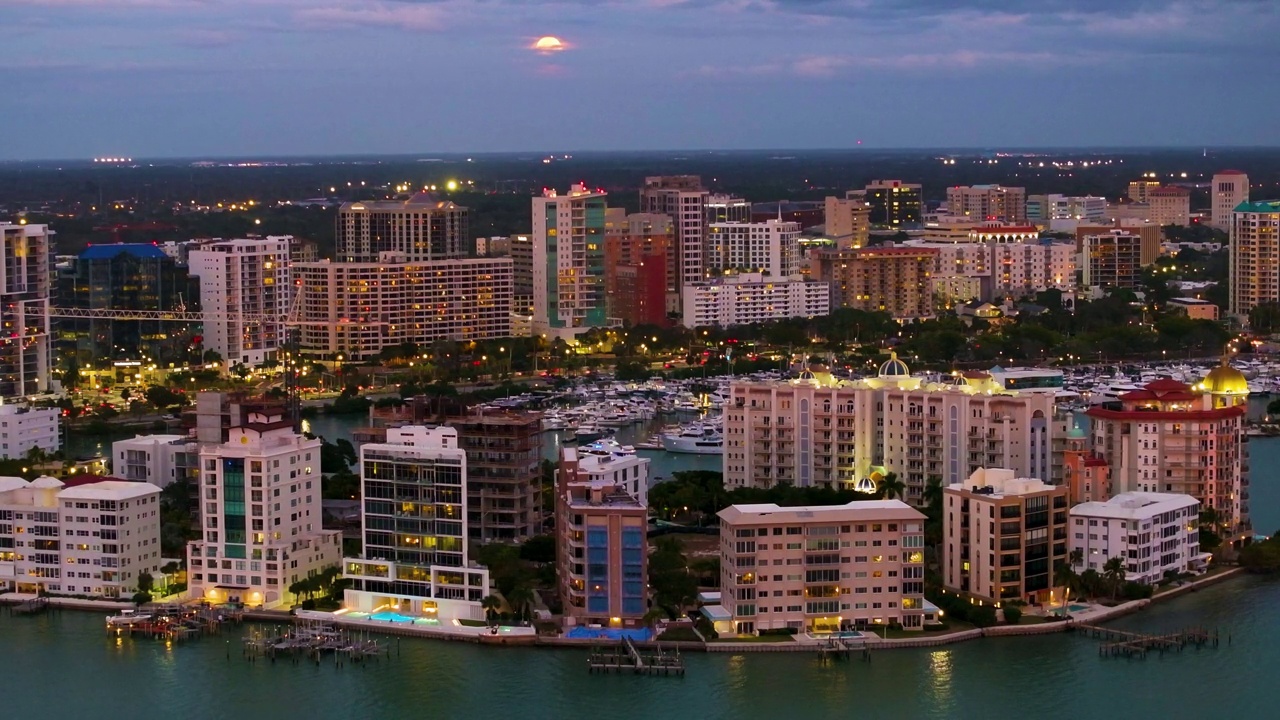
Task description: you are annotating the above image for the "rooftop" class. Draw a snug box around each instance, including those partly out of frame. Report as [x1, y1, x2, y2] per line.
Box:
[79, 243, 170, 260]
[1234, 200, 1280, 214]
[718, 500, 925, 524]
[949, 468, 1058, 497]
[58, 480, 162, 501]
[1071, 492, 1198, 520]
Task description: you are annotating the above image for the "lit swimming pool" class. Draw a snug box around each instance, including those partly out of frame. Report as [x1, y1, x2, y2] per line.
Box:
[565, 627, 652, 641]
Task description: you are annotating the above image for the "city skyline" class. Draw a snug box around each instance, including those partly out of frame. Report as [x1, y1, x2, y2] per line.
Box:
[7, 0, 1280, 159]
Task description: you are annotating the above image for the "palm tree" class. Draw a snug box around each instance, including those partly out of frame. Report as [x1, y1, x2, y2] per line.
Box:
[505, 584, 536, 623]
[1080, 569, 1102, 600]
[480, 594, 502, 626]
[922, 475, 944, 513]
[877, 472, 906, 501]
[1102, 557, 1127, 600]
[1068, 548, 1083, 571]
[1053, 561, 1076, 612]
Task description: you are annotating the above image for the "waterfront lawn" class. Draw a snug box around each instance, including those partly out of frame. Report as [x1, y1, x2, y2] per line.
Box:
[656, 627, 702, 642]
[881, 621, 975, 639]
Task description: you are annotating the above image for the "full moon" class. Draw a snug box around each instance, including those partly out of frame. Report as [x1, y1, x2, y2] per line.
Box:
[532, 36, 565, 53]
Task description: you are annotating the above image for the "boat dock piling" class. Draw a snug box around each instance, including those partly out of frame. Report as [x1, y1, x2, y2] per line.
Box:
[587, 637, 685, 677]
[818, 637, 871, 663]
[10, 597, 51, 616]
[241, 618, 387, 668]
[108, 604, 239, 642]
[1075, 624, 1221, 659]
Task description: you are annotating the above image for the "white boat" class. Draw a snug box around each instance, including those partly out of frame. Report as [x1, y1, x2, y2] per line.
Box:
[579, 438, 637, 457]
[107, 609, 151, 626]
[574, 422, 607, 443]
[661, 423, 724, 454]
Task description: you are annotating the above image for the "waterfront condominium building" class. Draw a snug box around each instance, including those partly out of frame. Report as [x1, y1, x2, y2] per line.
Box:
[681, 273, 830, 328]
[533, 183, 609, 338]
[556, 446, 649, 628]
[1211, 170, 1249, 231]
[1147, 187, 1192, 227]
[946, 185, 1027, 223]
[111, 434, 199, 489]
[722, 356, 1064, 504]
[293, 255, 512, 361]
[717, 501, 927, 634]
[1228, 200, 1280, 320]
[640, 176, 709, 300]
[705, 219, 800, 278]
[186, 407, 341, 608]
[854, 180, 922, 228]
[1087, 369, 1250, 539]
[1069, 492, 1209, 585]
[0, 403, 59, 459]
[1081, 229, 1143, 289]
[342, 426, 491, 623]
[1, 224, 51, 399]
[0, 475, 161, 597]
[943, 467, 1070, 605]
[823, 196, 872, 249]
[811, 246, 937, 320]
[337, 194, 469, 262]
[448, 409, 544, 543]
[189, 236, 292, 367]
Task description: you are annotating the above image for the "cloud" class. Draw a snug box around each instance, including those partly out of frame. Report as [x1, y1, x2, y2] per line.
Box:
[293, 2, 447, 31]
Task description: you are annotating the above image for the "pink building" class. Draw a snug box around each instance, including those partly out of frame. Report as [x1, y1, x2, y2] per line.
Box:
[717, 500, 927, 635]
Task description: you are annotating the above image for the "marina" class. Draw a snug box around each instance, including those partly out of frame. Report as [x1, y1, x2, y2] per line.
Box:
[241, 619, 388, 666]
[586, 636, 686, 677]
[1075, 624, 1222, 660]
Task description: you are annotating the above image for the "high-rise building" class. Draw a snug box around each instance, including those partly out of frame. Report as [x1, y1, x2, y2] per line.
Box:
[723, 358, 1064, 503]
[57, 242, 196, 373]
[1148, 187, 1192, 227]
[856, 180, 922, 228]
[1074, 222, 1161, 267]
[943, 467, 1070, 605]
[509, 234, 534, 315]
[0, 404, 59, 459]
[112, 434, 199, 489]
[556, 445, 649, 629]
[533, 184, 609, 337]
[342, 426, 491, 622]
[1069, 492, 1208, 585]
[717, 500, 927, 634]
[188, 236, 292, 367]
[1062, 426, 1110, 505]
[812, 246, 937, 320]
[1211, 170, 1249, 231]
[641, 176, 710, 297]
[186, 405, 340, 608]
[681, 274, 830, 328]
[1026, 194, 1106, 223]
[1128, 179, 1162, 203]
[337, 194, 468, 262]
[823, 196, 871, 249]
[1228, 200, 1280, 319]
[448, 409, 544, 543]
[294, 256, 512, 360]
[705, 194, 751, 225]
[706, 219, 800, 278]
[1087, 370, 1250, 539]
[0, 476, 162, 597]
[908, 237, 1075, 304]
[604, 210, 674, 325]
[946, 185, 1027, 223]
[1081, 229, 1143, 289]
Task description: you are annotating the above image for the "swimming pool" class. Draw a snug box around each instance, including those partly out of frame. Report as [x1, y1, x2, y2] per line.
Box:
[346, 611, 442, 626]
[369, 612, 416, 623]
[1053, 604, 1090, 614]
[564, 627, 652, 641]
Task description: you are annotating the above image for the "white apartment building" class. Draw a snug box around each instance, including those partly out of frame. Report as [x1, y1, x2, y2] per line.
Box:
[1228, 200, 1280, 320]
[186, 409, 340, 608]
[946, 185, 1027, 223]
[0, 403, 59, 459]
[681, 273, 830, 328]
[337, 194, 468, 262]
[0, 224, 52, 399]
[533, 184, 610, 338]
[723, 356, 1064, 504]
[571, 441, 650, 506]
[1027, 194, 1106, 223]
[0, 476, 161, 598]
[1069, 492, 1208, 585]
[1211, 171, 1249, 231]
[908, 238, 1075, 303]
[706, 219, 800, 278]
[112, 434, 199, 488]
[342, 426, 491, 623]
[717, 501, 927, 634]
[294, 255, 513, 360]
[1148, 187, 1192, 227]
[189, 236, 292, 367]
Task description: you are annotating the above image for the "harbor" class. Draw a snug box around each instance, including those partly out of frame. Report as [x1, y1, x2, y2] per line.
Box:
[241, 618, 388, 666]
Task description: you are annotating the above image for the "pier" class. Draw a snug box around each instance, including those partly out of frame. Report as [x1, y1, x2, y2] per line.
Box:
[587, 636, 686, 676]
[818, 636, 871, 664]
[10, 597, 51, 616]
[107, 604, 241, 643]
[241, 618, 388, 667]
[1075, 624, 1221, 659]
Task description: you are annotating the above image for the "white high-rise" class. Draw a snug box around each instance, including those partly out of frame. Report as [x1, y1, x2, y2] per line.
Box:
[641, 176, 709, 305]
[1211, 171, 1249, 231]
[706, 219, 800, 278]
[0, 224, 51, 399]
[189, 236, 293, 368]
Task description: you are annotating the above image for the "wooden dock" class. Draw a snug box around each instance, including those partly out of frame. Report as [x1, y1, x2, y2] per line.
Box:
[1075, 624, 1221, 659]
[587, 636, 685, 677]
[818, 636, 871, 664]
[241, 618, 388, 667]
[10, 597, 51, 616]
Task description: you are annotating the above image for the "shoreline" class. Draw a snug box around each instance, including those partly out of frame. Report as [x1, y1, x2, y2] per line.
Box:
[2, 567, 1246, 654]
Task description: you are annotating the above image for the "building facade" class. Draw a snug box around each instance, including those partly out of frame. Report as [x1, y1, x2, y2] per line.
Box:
[189, 236, 292, 367]
[943, 468, 1070, 605]
[186, 408, 340, 608]
[0, 404, 59, 459]
[111, 434, 199, 489]
[337, 194, 468, 262]
[823, 196, 872, 249]
[294, 255, 512, 360]
[1081, 229, 1143, 289]
[909, 238, 1075, 304]
[640, 176, 709, 299]
[706, 219, 800, 278]
[604, 211, 673, 325]
[342, 426, 490, 622]
[1228, 200, 1280, 320]
[857, 180, 922, 227]
[946, 185, 1027, 223]
[1211, 171, 1249, 231]
[1148, 187, 1192, 227]
[556, 446, 649, 628]
[1069, 492, 1208, 585]
[723, 358, 1064, 504]
[0, 476, 161, 597]
[717, 501, 927, 634]
[1026, 194, 1106, 223]
[705, 194, 752, 225]
[681, 274, 829, 328]
[448, 410, 544, 543]
[533, 184, 609, 337]
[812, 246, 937, 320]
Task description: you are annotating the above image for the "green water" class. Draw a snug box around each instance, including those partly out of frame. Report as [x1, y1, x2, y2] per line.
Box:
[2, 576, 1275, 718]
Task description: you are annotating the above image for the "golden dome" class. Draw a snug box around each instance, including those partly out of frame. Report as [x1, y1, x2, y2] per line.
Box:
[1198, 362, 1249, 395]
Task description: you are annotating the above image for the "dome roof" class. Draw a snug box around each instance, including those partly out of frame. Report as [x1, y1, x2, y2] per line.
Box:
[878, 352, 910, 378]
[1199, 361, 1249, 395]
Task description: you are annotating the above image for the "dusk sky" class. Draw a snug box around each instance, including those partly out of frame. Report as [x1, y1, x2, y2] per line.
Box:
[5, 0, 1279, 159]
